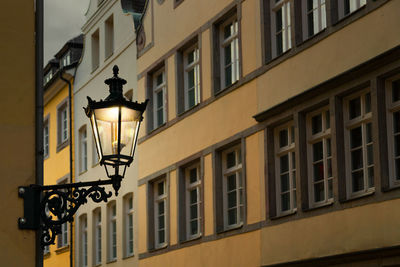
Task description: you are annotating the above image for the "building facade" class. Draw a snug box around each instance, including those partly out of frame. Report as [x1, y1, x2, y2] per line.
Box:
[43, 35, 83, 267]
[0, 0, 37, 266]
[73, 1, 143, 267]
[134, 0, 400, 266]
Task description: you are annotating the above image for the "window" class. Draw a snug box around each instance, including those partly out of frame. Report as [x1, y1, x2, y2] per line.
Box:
[125, 89, 133, 101]
[80, 215, 88, 267]
[272, 0, 293, 57]
[105, 15, 114, 59]
[57, 213, 68, 248]
[43, 245, 50, 255]
[93, 208, 102, 265]
[343, 0, 366, 16]
[184, 45, 200, 110]
[220, 16, 239, 89]
[152, 68, 166, 129]
[387, 79, 400, 186]
[44, 70, 53, 85]
[154, 179, 167, 248]
[185, 163, 201, 238]
[344, 90, 374, 197]
[221, 145, 244, 228]
[91, 29, 100, 71]
[61, 51, 71, 68]
[79, 126, 87, 173]
[57, 98, 69, 149]
[303, 0, 326, 38]
[124, 194, 134, 257]
[307, 108, 333, 206]
[275, 122, 297, 215]
[43, 117, 49, 159]
[108, 201, 117, 261]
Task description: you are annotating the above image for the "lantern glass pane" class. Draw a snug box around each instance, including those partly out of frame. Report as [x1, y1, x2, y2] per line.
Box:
[91, 114, 103, 161]
[120, 107, 141, 162]
[94, 107, 119, 160]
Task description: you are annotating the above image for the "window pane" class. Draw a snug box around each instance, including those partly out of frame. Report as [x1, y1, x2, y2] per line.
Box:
[367, 144, 373, 165]
[292, 171, 296, 188]
[187, 50, 195, 64]
[280, 155, 289, 173]
[291, 126, 295, 144]
[351, 149, 363, 170]
[189, 168, 197, 184]
[395, 135, 400, 157]
[325, 110, 330, 129]
[280, 173, 289, 192]
[158, 201, 164, 214]
[224, 44, 232, 66]
[314, 182, 324, 202]
[365, 93, 371, 113]
[190, 189, 197, 204]
[291, 151, 296, 169]
[313, 162, 324, 182]
[158, 215, 165, 229]
[307, 12, 314, 37]
[349, 97, 361, 119]
[396, 158, 400, 180]
[190, 220, 198, 235]
[158, 182, 164, 196]
[190, 204, 198, 220]
[279, 129, 288, 148]
[326, 138, 332, 157]
[350, 126, 362, 148]
[158, 230, 165, 244]
[328, 179, 333, 199]
[394, 112, 400, 133]
[187, 69, 195, 89]
[226, 151, 236, 168]
[281, 193, 290, 212]
[224, 22, 233, 39]
[157, 91, 163, 108]
[157, 109, 163, 126]
[313, 141, 323, 161]
[227, 174, 236, 191]
[311, 114, 322, 134]
[352, 170, 364, 192]
[228, 191, 237, 208]
[393, 80, 400, 102]
[228, 209, 237, 225]
[156, 73, 163, 86]
[327, 159, 332, 178]
[276, 32, 283, 55]
[224, 65, 232, 87]
[188, 88, 195, 108]
[276, 8, 282, 33]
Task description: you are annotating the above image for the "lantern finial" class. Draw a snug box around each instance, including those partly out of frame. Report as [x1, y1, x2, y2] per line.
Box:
[105, 65, 126, 101]
[112, 65, 119, 77]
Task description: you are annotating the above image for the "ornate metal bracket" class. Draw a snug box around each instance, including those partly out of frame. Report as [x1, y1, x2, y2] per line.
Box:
[18, 176, 121, 248]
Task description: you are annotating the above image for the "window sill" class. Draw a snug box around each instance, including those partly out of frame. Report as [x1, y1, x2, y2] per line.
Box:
[106, 258, 117, 264]
[92, 161, 100, 168]
[304, 200, 334, 212]
[335, 5, 367, 26]
[55, 245, 69, 254]
[93, 263, 102, 267]
[148, 122, 167, 136]
[104, 51, 114, 62]
[383, 183, 400, 192]
[44, 154, 49, 160]
[43, 252, 50, 259]
[150, 243, 168, 252]
[177, 102, 201, 118]
[56, 139, 69, 153]
[215, 80, 239, 97]
[123, 253, 135, 260]
[180, 233, 202, 244]
[79, 169, 88, 175]
[341, 189, 375, 203]
[217, 222, 243, 235]
[271, 209, 296, 220]
[91, 66, 99, 74]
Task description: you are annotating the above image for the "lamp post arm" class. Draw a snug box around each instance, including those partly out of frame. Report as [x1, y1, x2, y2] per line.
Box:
[18, 177, 121, 248]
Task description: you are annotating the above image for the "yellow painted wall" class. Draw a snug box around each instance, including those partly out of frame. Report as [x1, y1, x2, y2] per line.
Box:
[43, 79, 74, 267]
[0, 0, 36, 266]
[140, 231, 260, 267]
[261, 198, 400, 265]
[257, 0, 400, 113]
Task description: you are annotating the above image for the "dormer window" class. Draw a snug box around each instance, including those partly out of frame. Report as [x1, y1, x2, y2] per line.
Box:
[61, 51, 71, 68]
[44, 70, 53, 85]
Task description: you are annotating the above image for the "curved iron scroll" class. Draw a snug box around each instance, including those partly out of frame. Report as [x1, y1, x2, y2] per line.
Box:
[40, 185, 112, 247]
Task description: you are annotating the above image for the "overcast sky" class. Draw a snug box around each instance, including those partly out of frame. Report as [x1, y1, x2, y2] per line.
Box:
[44, 0, 89, 66]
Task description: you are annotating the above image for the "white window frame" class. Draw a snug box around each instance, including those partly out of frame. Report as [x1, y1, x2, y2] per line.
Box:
[93, 209, 102, 265]
[303, 0, 327, 38]
[43, 245, 50, 255]
[344, 89, 374, 198]
[80, 215, 88, 267]
[153, 68, 166, 129]
[274, 122, 297, 216]
[183, 44, 200, 110]
[124, 194, 134, 257]
[44, 70, 53, 85]
[105, 15, 114, 59]
[386, 76, 400, 187]
[43, 118, 49, 158]
[185, 163, 201, 239]
[79, 126, 87, 173]
[306, 107, 333, 207]
[92, 136, 100, 166]
[108, 202, 117, 261]
[154, 179, 167, 248]
[58, 102, 69, 145]
[57, 179, 69, 248]
[222, 144, 244, 229]
[272, 0, 293, 57]
[220, 15, 240, 89]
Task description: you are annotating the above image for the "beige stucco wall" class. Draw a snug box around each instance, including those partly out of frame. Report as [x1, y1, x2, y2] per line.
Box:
[0, 0, 36, 266]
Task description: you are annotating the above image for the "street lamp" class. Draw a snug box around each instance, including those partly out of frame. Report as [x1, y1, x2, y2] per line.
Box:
[18, 65, 147, 247]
